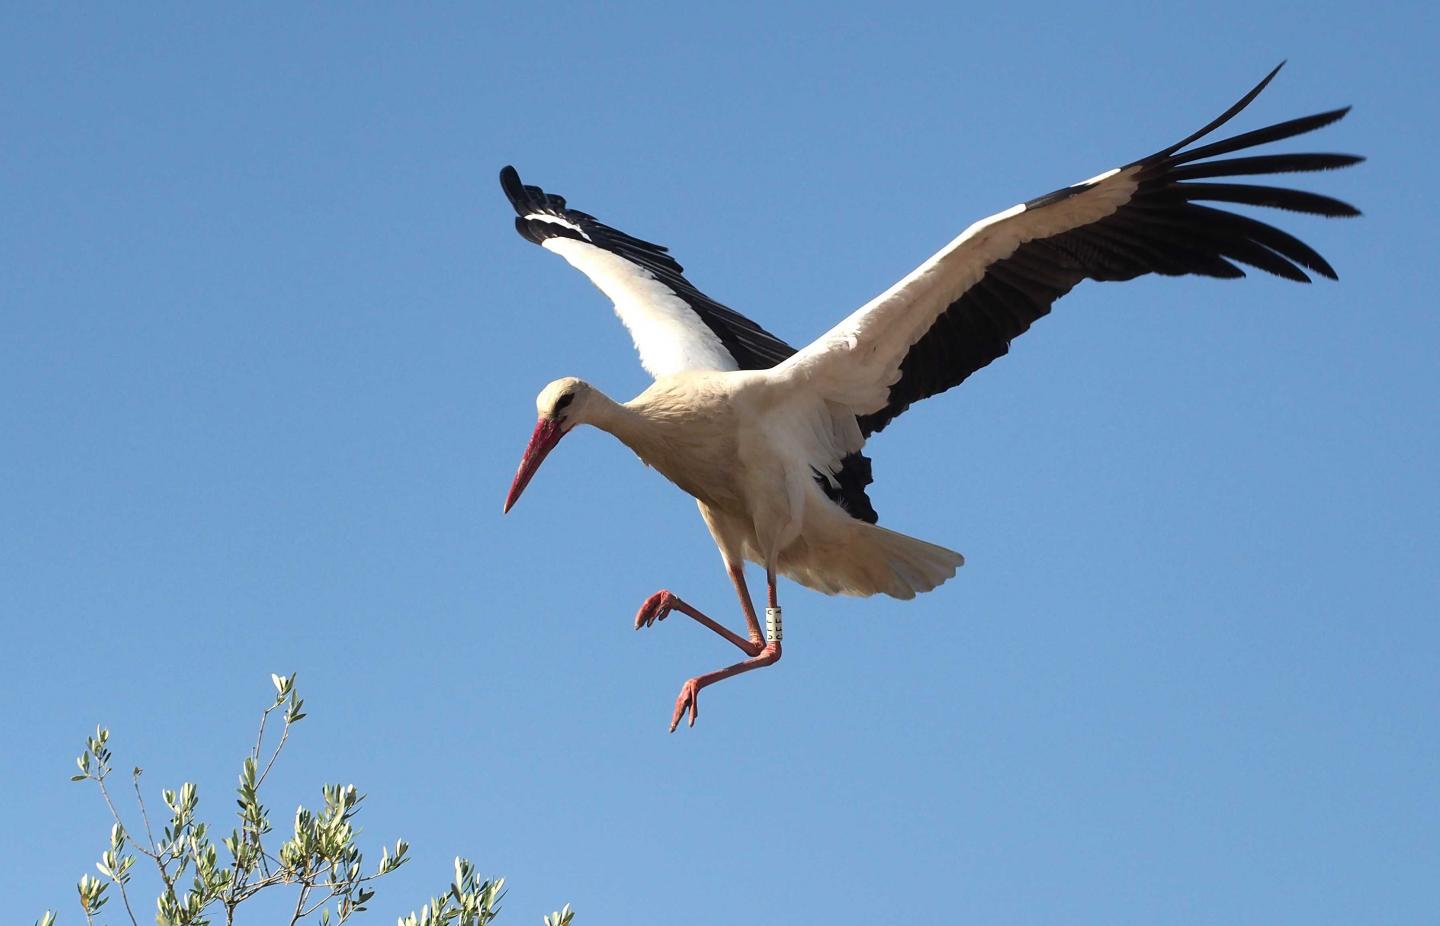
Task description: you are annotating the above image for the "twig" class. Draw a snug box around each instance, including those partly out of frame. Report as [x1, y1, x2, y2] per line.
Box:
[288, 881, 311, 926]
[299, 887, 344, 919]
[109, 875, 141, 926]
[257, 718, 291, 788]
[251, 704, 275, 767]
[129, 771, 162, 861]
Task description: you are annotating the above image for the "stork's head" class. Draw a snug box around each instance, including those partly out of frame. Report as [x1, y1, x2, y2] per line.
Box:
[503, 377, 595, 514]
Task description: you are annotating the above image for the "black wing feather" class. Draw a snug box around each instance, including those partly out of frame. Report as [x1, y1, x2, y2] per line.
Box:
[857, 65, 1361, 435]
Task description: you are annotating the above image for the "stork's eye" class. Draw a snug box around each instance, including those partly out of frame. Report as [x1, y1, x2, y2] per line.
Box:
[554, 392, 574, 412]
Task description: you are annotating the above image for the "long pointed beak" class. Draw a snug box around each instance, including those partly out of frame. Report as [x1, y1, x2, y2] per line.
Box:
[503, 417, 565, 514]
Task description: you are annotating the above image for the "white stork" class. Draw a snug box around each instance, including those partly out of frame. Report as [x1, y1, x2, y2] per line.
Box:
[499, 64, 1360, 731]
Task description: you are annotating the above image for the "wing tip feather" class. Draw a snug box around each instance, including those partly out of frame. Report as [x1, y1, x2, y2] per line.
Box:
[1142, 61, 1288, 163]
[499, 165, 526, 211]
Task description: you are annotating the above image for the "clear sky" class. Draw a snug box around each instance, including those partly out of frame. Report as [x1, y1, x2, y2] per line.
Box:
[3, 4, 1435, 924]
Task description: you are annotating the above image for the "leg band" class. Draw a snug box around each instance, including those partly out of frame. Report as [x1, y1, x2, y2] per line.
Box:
[765, 606, 783, 643]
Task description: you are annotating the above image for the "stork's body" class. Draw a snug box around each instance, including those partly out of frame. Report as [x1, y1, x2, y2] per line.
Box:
[548, 374, 964, 598]
[509, 372, 964, 728]
[499, 65, 1361, 730]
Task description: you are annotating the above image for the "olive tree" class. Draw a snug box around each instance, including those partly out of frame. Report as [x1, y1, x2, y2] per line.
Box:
[36, 674, 573, 926]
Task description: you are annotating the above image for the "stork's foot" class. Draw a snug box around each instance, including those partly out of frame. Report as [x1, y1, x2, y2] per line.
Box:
[634, 590, 676, 629]
[669, 678, 701, 732]
[667, 641, 782, 733]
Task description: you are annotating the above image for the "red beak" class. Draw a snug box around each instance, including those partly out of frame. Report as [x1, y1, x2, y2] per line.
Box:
[503, 417, 565, 514]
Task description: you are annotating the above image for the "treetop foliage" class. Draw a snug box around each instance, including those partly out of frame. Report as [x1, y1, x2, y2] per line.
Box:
[38, 674, 574, 926]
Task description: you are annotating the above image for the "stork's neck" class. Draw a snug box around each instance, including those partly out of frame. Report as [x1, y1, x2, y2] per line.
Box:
[584, 379, 737, 509]
[584, 390, 667, 464]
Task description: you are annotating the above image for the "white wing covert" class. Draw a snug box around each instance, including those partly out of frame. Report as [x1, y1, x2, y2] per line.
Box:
[501, 167, 794, 378]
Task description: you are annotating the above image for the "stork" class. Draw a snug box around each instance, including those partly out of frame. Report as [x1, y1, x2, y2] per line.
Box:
[499, 64, 1360, 731]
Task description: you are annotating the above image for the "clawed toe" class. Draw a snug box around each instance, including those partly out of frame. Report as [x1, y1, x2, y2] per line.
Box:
[634, 590, 676, 629]
[669, 678, 700, 732]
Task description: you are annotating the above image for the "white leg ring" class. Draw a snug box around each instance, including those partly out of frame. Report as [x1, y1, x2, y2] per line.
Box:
[765, 606, 783, 644]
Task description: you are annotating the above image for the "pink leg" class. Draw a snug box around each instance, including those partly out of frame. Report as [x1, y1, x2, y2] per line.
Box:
[634, 563, 765, 655]
[669, 568, 783, 732]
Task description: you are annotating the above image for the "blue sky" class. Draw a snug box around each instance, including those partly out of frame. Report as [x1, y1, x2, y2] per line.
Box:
[3, 3, 1435, 924]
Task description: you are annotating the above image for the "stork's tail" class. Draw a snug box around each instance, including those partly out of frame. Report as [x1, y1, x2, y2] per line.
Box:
[780, 522, 964, 599]
[860, 524, 964, 599]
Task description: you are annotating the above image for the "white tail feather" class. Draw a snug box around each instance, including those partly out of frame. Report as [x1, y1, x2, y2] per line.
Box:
[778, 522, 964, 599]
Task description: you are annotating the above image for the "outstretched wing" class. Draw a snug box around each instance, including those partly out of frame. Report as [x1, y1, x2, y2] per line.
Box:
[500, 166, 794, 377]
[501, 166, 880, 523]
[778, 63, 1362, 435]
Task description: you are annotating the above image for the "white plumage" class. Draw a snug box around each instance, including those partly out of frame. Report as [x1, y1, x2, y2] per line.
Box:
[779, 168, 1143, 417]
[540, 374, 962, 599]
[542, 237, 739, 376]
[499, 65, 1360, 730]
